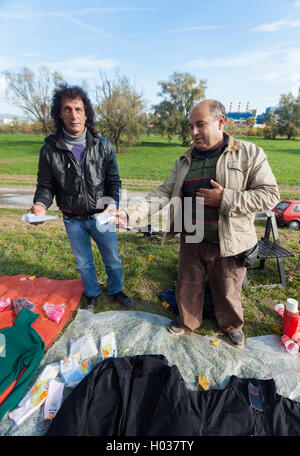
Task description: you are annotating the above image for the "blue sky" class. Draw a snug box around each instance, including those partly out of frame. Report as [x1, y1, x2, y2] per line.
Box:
[1, 0, 300, 116]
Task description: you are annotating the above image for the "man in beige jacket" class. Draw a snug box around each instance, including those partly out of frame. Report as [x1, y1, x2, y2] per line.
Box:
[117, 99, 280, 347]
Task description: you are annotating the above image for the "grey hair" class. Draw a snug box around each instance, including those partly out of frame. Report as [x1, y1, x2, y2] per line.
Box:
[209, 100, 227, 121]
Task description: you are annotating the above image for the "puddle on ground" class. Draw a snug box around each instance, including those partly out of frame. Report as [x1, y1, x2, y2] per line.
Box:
[0, 193, 33, 206]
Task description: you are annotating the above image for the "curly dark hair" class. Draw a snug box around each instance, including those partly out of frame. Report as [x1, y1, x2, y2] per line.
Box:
[51, 84, 98, 136]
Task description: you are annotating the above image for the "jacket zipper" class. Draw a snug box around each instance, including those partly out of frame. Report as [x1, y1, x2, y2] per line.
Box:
[81, 147, 91, 213]
[250, 406, 261, 436]
[66, 148, 90, 213]
[120, 369, 135, 436]
[81, 173, 90, 213]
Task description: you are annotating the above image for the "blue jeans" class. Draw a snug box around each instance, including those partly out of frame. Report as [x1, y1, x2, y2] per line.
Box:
[63, 215, 123, 297]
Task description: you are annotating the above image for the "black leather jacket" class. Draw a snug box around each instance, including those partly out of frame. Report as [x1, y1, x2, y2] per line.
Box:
[33, 129, 121, 215]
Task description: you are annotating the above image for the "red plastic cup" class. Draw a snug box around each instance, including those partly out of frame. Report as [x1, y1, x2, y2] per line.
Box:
[281, 335, 299, 355]
[274, 303, 284, 317]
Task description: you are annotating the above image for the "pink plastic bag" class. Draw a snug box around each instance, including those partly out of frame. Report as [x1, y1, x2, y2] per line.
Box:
[0, 297, 11, 312]
[43, 303, 65, 323]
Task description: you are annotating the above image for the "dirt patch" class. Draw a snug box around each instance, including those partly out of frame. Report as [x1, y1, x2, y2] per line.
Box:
[0, 213, 27, 230]
[0, 174, 36, 183]
[0, 213, 63, 232]
[122, 178, 163, 186]
[278, 184, 300, 195]
[0, 158, 36, 163]
[0, 176, 299, 194]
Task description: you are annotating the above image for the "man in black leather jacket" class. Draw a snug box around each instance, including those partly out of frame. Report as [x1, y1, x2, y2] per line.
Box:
[29, 84, 134, 311]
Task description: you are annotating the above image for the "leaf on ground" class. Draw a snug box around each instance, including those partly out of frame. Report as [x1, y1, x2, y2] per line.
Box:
[210, 338, 221, 347]
[198, 376, 211, 391]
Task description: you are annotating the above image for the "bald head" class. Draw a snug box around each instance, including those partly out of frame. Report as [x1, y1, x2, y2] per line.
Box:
[191, 99, 227, 121]
[189, 99, 227, 151]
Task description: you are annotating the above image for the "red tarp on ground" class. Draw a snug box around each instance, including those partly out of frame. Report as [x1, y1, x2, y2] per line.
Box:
[0, 274, 83, 406]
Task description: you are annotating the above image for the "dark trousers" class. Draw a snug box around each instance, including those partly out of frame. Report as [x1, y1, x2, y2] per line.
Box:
[176, 235, 246, 333]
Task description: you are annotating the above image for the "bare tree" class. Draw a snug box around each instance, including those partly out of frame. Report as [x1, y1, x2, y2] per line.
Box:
[3, 66, 64, 135]
[95, 73, 145, 153]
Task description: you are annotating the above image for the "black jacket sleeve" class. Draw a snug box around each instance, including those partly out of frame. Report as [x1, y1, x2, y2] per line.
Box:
[33, 145, 57, 209]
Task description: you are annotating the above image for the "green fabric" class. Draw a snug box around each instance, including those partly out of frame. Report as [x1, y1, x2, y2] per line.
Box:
[0, 308, 45, 420]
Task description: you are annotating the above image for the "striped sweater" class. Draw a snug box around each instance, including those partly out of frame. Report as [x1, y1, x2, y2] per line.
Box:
[182, 135, 229, 243]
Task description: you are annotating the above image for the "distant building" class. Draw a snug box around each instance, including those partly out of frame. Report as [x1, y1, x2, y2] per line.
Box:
[0, 113, 28, 125]
[227, 110, 257, 125]
[256, 107, 277, 124]
[226, 102, 257, 126]
[0, 116, 14, 126]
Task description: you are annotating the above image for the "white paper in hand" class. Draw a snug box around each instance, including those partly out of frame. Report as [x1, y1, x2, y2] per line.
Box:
[93, 213, 115, 225]
[22, 214, 58, 223]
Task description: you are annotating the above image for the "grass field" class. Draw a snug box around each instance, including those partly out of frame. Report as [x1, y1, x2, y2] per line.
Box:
[0, 208, 299, 340]
[0, 134, 299, 197]
[0, 134, 299, 341]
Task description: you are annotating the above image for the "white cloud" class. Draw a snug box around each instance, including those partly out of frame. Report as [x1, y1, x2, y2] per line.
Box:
[163, 24, 245, 33]
[61, 14, 116, 38]
[44, 56, 119, 80]
[0, 55, 17, 69]
[294, 0, 300, 8]
[18, 53, 40, 57]
[252, 19, 300, 32]
[188, 50, 276, 68]
[0, 5, 157, 19]
[261, 47, 300, 84]
[0, 52, 119, 82]
[188, 45, 300, 93]
[0, 7, 117, 39]
[164, 25, 226, 33]
[69, 7, 158, 15]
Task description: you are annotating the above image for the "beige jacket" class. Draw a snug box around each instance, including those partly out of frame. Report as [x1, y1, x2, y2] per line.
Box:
[127, 136, 280, 257]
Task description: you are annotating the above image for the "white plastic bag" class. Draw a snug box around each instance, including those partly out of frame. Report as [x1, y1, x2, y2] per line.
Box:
[21, 214, 58, 224]
[100, 332, 117, 360]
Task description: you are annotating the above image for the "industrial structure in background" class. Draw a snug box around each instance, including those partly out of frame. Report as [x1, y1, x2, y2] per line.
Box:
[227, 101, 257, 126]
[256, 107, 277, 124]
[226, 102, 277, 126]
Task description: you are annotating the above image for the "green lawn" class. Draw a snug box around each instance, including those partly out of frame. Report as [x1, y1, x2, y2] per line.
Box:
[235, 136, 300, 187]
[0, 135, 299, 197]
[0, 136, 299, 342]
[0, 209, 299, 339]
[118, 135, 300, 188]
[0, 134, 43, 175]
